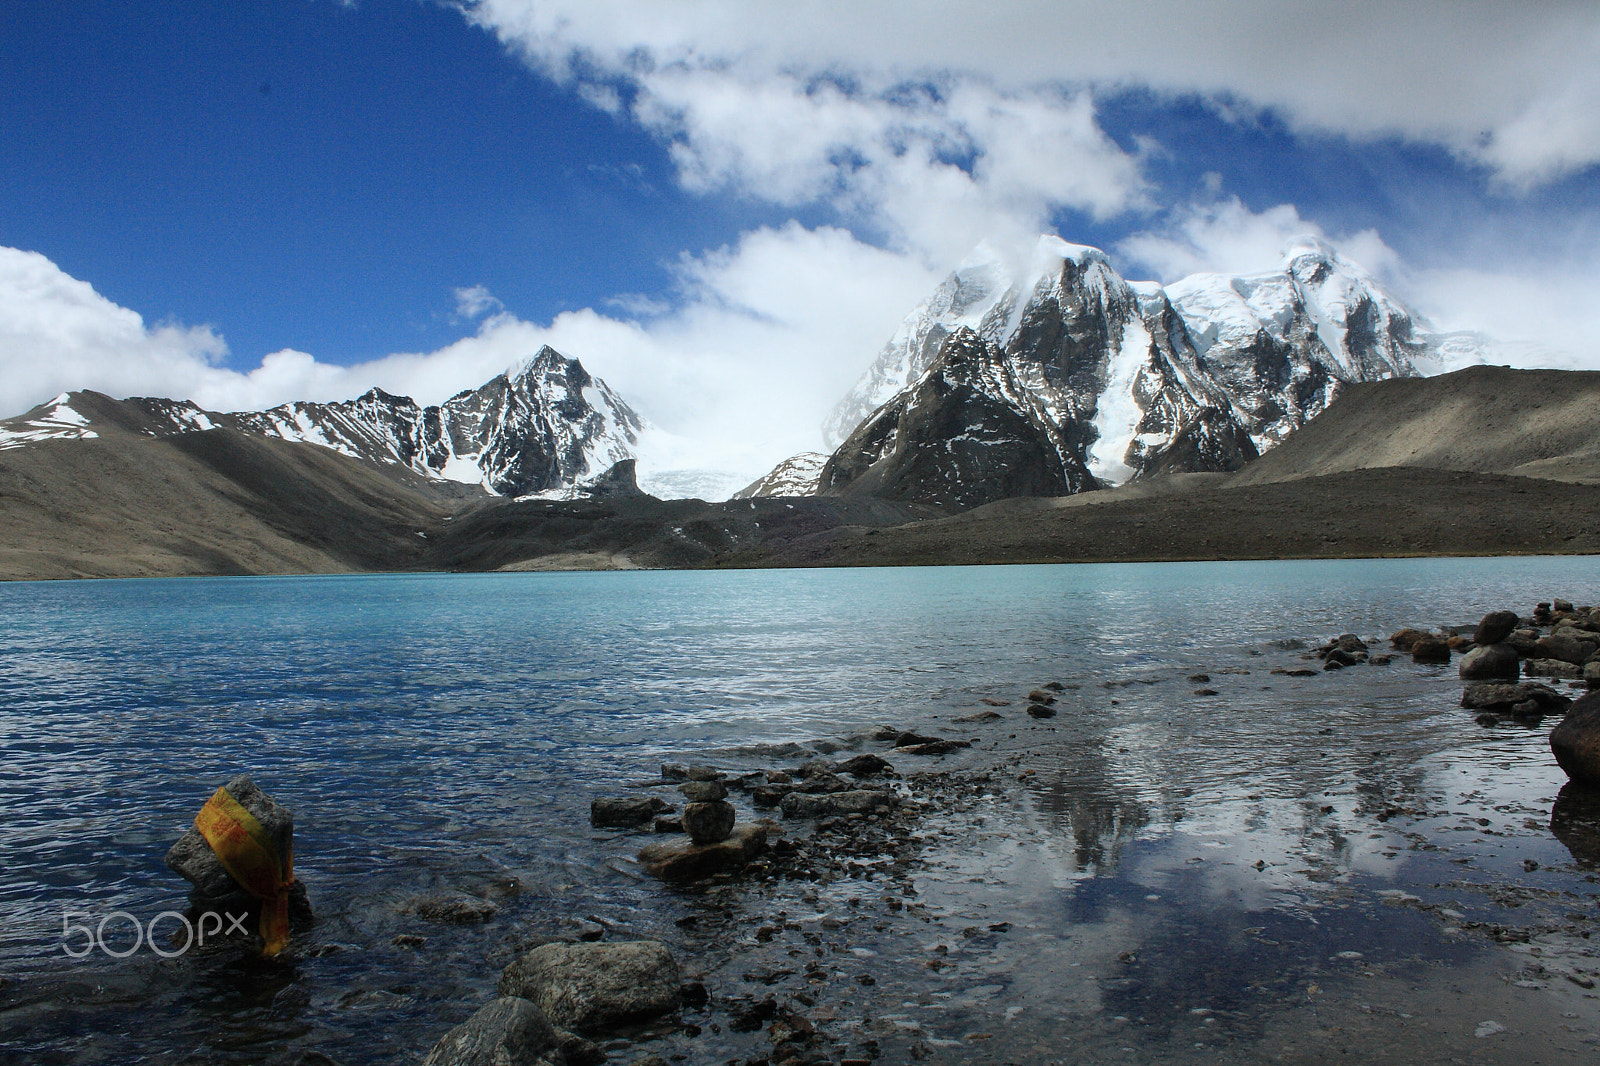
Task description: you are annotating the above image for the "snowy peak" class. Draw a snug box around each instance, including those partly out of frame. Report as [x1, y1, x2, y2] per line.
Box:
[821, 233, 1451, 510]
[732, 452, 829, 499]
[0, 347, 646, 500]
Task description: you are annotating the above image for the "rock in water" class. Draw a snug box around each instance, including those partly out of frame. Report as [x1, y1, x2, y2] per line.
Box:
[164, 774, 312, 950]
[1550, 693, 1600, 788]
[1411, 637, 1451, 664]
[422, 996, 560, 1066]
[638, 823, 769, 881]
[1474, 611, 1520, 646]
[590, 796, 669, 829]
[498, 941, 682, 1033]
[1461, 681, 1570, 713]
[682, 800, 736, 844]
[677, 780, 728, 802]
[780, 790, 900, 818]
[1389, 628, 1427, 651]
[1458, 643, 1520, 681]
[165, 775, 293, 899]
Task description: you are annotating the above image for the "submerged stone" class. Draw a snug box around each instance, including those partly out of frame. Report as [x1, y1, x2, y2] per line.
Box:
[422, 996, 559, 1066]
[637, 823, 768, 881]
[498, 941, 681, 1033]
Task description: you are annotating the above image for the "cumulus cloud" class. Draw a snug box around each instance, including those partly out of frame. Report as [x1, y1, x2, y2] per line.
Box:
[462, 0, 1600, 188]
[1116, 197, 1400, 283]
[1115, 197, 1600, 370]
[453, 284, 504, 320]
[0, 228, 939, 482]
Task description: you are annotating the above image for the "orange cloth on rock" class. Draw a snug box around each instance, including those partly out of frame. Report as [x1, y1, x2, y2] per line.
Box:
[193, 785, 296, 956]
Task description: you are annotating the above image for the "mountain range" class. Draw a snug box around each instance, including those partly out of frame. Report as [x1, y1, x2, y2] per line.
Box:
[795, 235, 1485, 509]
[0, 346, 642, 500]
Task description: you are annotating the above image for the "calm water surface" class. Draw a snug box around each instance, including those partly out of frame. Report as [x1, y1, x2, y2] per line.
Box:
[2, 558, 1599, 1063]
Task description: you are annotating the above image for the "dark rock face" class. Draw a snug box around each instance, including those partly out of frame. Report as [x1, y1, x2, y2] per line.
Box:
[1474, 611, 1521, 645]
[818, 328, 1088, 511]
[421, 996, 561, 1066]
[498, 941, 682, 1033]
[682, 800, 736, 845]
[589, 796, 669, 829]
[637, 823, 769, 881]
[1551, 694, 1600, 787]
[1458, 643, 1521, 681]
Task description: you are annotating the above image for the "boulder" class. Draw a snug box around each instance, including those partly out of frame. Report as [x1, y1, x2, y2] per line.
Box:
[422, 996, 561, 1066]
[890, 731, 943, 748]
[1026, 703, 1058, 718]
[1473, 611, 1521, 646]
[1586, 661, 1600, 688]
[780, 790, 900, 819]
[1458, 643, 1520, 681]
[1410, 637, 1452, 664]
[686, 766, 724, 782]
[590, 796, 669, 829]
[1324, 648, 1361, 668]
[749, 785, 796, 808]
[1537, 633, 1597, 665]
[165, 775, 294, 900]
[499, 940, 682, 1034]
[795, 770, 852, 793]
[1389, 628, 1427, 651]
[660, 763, 689, 782]
[1332, 634, 1368, 654]
[1508, 629, 1543, 658]
[1460, 681, 1571, 713]
[1555, 598, 1576, 614]
[1525, 658, 1581, 680]
[1550, 693, 1600, 788]
[682, 800, 736, 845]
[836, 753, 892, 776]
[1026, 689, 1057, 705]
[677, 780, 728, 802]
[637, 823, 769, 881]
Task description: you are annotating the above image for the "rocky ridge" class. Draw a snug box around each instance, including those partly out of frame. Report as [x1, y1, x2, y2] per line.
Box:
[0, 346, 643, 499]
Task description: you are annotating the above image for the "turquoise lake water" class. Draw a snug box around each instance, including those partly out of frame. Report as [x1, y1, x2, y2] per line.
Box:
[2, 557, 1599, 1063]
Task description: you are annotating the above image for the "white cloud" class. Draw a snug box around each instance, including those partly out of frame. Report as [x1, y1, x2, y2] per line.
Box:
[1116, 197, 1400, 283]
[1114, 197, 1600, 370]
[453, 284, 503, 320]
[0, 230, 939, 483]
[462, 0, 1600, 188]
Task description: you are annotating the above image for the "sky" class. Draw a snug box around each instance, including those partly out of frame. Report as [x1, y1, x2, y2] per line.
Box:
[3, 0, 1600, 485]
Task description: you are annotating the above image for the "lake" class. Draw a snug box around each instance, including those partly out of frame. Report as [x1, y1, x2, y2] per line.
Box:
[2, 558, 1599, 1063]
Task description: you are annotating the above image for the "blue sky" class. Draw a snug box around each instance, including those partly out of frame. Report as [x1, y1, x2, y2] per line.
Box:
[4, 1, 1599, 482]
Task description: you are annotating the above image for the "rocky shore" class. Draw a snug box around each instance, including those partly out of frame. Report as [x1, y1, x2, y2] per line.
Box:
[403, 594, 1600, 1065]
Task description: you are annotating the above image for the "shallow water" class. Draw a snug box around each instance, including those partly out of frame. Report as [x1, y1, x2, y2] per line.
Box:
[1, 559, 1599, 1063]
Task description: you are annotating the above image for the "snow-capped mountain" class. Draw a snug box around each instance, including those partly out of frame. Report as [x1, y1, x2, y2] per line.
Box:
[0, 346, 646, 499]
[817, 235, 1465, 507]
[731, 452, 829, 499]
